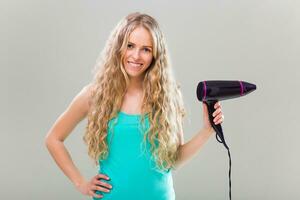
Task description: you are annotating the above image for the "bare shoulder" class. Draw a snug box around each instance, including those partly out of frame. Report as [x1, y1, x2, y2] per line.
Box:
[45, 83, 95, 141]
[75, 83, 98, 116]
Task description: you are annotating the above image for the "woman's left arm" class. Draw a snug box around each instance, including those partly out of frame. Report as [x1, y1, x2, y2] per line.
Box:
[174, 101, 224, 170]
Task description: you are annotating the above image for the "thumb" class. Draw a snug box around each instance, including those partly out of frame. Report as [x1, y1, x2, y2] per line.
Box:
[202, 102, 209, 117]
[202, 102, 208, 112]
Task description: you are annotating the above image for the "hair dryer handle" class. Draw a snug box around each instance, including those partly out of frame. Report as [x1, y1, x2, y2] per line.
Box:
[204, 100, 229, 150]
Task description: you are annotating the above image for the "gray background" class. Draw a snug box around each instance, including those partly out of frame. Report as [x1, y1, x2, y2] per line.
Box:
[1, 0, 299, 199]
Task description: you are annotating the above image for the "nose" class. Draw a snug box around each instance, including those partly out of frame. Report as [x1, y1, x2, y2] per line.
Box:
[132, 48, 140, 60]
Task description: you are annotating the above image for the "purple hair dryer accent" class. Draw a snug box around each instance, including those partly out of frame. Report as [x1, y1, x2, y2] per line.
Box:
[196, 80, 256, 200]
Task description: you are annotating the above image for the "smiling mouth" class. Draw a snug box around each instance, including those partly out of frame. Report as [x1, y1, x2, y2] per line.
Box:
[128, 61, 143, 67]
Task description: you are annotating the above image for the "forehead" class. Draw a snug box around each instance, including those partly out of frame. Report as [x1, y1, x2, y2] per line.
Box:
[128, 26, 153, 47]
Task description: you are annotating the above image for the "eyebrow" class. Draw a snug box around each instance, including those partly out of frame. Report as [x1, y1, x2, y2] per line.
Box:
[128, 41, 152, 49]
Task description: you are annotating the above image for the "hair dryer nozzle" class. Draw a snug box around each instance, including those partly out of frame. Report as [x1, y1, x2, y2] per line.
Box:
[243, 82, 256, 93]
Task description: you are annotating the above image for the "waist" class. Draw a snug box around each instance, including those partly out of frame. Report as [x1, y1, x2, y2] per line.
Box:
[96, 164, 175, 200]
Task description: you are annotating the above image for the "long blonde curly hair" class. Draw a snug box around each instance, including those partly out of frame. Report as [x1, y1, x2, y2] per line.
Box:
[84, 12, 186, 171]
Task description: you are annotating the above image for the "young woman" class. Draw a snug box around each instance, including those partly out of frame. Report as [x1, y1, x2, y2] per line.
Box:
[45, 12, 224, 200]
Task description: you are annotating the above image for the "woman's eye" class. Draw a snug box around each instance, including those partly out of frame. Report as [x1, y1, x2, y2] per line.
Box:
[143, 48, 151, 52]
[127, 44, 133, 48]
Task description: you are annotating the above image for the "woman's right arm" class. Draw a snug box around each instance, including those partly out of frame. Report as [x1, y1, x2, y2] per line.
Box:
[44, 84, 112, 198]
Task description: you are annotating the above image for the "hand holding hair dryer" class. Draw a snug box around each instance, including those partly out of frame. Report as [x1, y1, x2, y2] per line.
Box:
[196, 80, 257, 200]
[197, 80, 256, 148]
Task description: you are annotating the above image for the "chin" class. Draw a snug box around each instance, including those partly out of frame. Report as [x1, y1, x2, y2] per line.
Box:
[124, 65, 147, 79]
[125, 70, 145, 79]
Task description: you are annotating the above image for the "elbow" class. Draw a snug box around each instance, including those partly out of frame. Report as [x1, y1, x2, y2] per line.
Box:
[44, 134, 53, 150]
[44, 132, 62, 149]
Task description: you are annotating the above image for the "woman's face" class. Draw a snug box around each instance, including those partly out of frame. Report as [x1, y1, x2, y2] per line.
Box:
[122, 26, 154, 80]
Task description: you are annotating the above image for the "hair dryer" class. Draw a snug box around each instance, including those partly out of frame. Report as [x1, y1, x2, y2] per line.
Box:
[196, 80, 256, 200]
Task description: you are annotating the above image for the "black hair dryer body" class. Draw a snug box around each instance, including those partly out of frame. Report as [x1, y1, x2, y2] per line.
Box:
[196, 80, 256, 200]
[197, 80, 256, 148]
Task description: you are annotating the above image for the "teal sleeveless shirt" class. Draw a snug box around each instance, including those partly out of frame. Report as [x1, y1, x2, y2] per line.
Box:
[93, 111, 175, 200]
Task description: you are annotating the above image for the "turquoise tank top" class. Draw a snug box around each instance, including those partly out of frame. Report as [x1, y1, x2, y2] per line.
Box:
[93, 111, 175, 200]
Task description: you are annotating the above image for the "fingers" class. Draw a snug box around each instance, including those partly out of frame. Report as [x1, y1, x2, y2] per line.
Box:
[88, 174, 112, 199]
[213, 113, 224, 124]
[94, 180, 113, 190]
[212, 107, 222, 117]
[94, 174, 112, 189]
[214, 101, 221, 109]
[92, 185, 111, 193]
[213, 101, 224, 125]
[89, 190, 103, 198]
[95, 174, 110, 181]
[87, 174, 112, 198]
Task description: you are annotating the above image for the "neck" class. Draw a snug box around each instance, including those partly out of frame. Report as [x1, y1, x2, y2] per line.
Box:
[127, 77, 144, 94]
